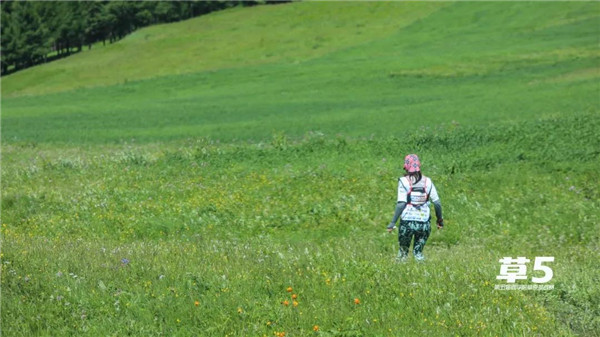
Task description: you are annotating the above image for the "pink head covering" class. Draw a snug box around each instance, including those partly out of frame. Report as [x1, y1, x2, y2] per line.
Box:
[403, 154, 421, 173]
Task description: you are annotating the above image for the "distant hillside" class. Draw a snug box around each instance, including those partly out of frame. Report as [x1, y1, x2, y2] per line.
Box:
[1, 1, 598, 144]
[1, 2, 445, 97]
[0, 1, 250, 76]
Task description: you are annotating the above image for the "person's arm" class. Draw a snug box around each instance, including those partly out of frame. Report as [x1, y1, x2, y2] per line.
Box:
[429, 180, 444, 228]
[433, 200, 443, 228]
[387, 178, 408, 231]
[387, 201, 407, 230]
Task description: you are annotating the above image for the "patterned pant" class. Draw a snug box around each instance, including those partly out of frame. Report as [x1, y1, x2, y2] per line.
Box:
[398, 220, 431, 260]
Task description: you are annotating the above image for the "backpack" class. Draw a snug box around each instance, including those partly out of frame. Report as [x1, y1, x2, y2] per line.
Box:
[406, 176, 430, 208]
[400, 176, 432, 222]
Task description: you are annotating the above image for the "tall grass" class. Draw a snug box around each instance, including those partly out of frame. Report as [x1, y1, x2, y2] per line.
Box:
[2, 114, 599, 336]
[1, 1, 599, 336]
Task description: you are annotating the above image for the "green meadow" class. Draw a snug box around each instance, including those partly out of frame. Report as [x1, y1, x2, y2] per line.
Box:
[1, 2, 599, 336]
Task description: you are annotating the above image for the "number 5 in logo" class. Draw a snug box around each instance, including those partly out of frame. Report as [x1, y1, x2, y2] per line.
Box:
[532, 256, 554, 283]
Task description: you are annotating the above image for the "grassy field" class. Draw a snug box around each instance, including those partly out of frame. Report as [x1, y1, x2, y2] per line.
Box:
[2, 2, 600, 336]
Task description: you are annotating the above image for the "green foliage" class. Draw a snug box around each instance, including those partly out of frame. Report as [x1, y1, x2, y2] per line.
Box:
[1, 2, 599, 336]
[2, 115, 598, 336]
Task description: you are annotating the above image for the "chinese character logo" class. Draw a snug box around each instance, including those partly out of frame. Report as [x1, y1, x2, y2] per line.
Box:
[497, 257, 530, 283]
[495, 256, 554, 290]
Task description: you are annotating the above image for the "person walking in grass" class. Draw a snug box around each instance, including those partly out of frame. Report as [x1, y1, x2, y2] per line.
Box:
[387, 154, 443, 261]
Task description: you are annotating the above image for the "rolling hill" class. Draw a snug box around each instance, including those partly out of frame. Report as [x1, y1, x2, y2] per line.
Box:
[1, 2, 599, 336]
[1, 1, 598, 144]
